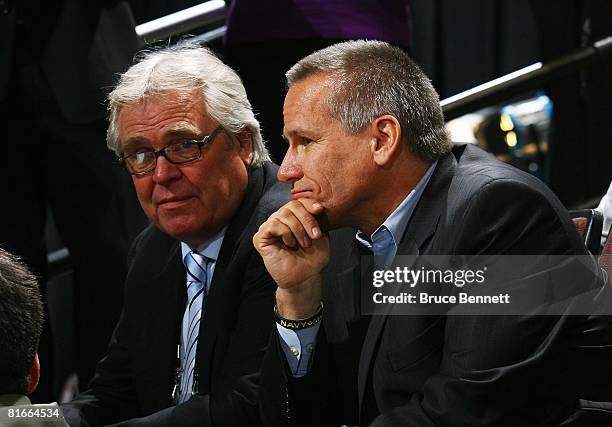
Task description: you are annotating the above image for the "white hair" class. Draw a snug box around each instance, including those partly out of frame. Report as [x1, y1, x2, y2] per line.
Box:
[107, 44, 270, 166]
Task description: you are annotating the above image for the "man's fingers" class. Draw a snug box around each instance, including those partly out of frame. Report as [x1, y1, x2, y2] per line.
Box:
[274, 211, 311, 248]
[280, 200, 324, 240]
[253, 199, 326, 253]
[254, 217, 298, 250]
[271, 218, 299, 248]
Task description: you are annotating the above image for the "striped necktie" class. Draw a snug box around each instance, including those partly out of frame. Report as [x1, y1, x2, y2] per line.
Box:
[177, 250, 209, 403]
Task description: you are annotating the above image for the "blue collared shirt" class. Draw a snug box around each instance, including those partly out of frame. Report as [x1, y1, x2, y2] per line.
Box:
[180, 227, 226, 340]
[356, 161, 437, 261]
[278, 162, 438, 377]
[180, 227, 226, 289]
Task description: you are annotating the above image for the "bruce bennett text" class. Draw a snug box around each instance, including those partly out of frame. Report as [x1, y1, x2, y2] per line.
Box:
[373, 292, 511, 305]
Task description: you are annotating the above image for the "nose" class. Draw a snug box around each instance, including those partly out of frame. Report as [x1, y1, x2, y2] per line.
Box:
[277, 147, 304, 184]
[152, 156, 182, 184]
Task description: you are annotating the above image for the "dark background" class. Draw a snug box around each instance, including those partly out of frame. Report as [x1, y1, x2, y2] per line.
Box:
[129, 0, 611, 207]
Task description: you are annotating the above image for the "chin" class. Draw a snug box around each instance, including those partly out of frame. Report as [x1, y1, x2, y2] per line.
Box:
[157, 219, 203, 242]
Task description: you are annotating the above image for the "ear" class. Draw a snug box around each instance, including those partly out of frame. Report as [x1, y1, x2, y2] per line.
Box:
[26, 353, 40, 395]
[370, 115, 402, 167]
[235, 127, 254, 167]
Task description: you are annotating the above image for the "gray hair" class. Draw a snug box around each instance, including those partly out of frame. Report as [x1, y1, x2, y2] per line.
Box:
[107, 44, 270, 167]
[286, 40, 451, 161]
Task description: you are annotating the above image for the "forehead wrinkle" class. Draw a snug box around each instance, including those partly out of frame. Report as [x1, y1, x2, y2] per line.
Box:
[123, 90, 203, 129]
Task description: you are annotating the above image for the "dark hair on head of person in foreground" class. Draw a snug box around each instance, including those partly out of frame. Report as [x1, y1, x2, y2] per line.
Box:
[0, 248, 43, 394]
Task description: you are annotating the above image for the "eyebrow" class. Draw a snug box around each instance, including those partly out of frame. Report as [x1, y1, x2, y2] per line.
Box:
[121, 123, 205, 153]
[283, 127, 317, 141]
[165, 123, 203, 139]
[121, 136, 149, 154]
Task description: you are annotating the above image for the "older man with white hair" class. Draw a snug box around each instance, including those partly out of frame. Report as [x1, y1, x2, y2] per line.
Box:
[63, 44, 288, 426]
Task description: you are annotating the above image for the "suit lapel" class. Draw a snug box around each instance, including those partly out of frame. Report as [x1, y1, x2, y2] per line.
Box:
[195, 165, 267, 393]
[141, 238, 184, 410]
[323, 238, 366, 343]
[357, 152, 457, 418]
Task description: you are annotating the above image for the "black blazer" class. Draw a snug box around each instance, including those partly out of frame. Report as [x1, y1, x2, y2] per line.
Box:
[63, 162, 290, 426]
[0, 0, 139, 123]
[259, 144, 612, 426]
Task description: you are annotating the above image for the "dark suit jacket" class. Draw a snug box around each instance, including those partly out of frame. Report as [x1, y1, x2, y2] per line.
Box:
[0, 0, 139, 123]
[259, 144, 612, 426]
[63, 162, 290, 426]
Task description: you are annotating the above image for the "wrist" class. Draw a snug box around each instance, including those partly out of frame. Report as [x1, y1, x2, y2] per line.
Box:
[275, 275, 321, 319]
[274, 302, 323, 330]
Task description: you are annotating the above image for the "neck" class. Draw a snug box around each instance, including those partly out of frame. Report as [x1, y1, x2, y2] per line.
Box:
[356, 157, 431, 236]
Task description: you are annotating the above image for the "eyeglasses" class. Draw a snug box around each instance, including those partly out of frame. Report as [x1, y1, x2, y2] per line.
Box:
[120, 126, 225, 176]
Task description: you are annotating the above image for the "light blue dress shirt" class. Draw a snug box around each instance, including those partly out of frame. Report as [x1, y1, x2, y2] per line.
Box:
[278, 162, 438, 376]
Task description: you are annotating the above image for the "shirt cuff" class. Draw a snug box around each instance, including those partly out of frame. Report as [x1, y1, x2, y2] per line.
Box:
[276, 322, 320, 377]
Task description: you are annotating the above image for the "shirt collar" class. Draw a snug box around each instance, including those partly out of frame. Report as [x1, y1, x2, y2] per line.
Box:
[356, 160, 437, 257]
[180, 226, 227, 262]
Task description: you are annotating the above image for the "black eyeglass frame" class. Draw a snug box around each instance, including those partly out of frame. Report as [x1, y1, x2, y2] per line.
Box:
[119, 125, 225, 176]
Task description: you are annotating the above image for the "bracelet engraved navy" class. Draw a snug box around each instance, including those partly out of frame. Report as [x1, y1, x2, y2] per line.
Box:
[274, 302, 323, 330]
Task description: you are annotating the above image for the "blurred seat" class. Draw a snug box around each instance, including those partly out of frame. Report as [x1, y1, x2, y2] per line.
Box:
[569, 209, 604, 255]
